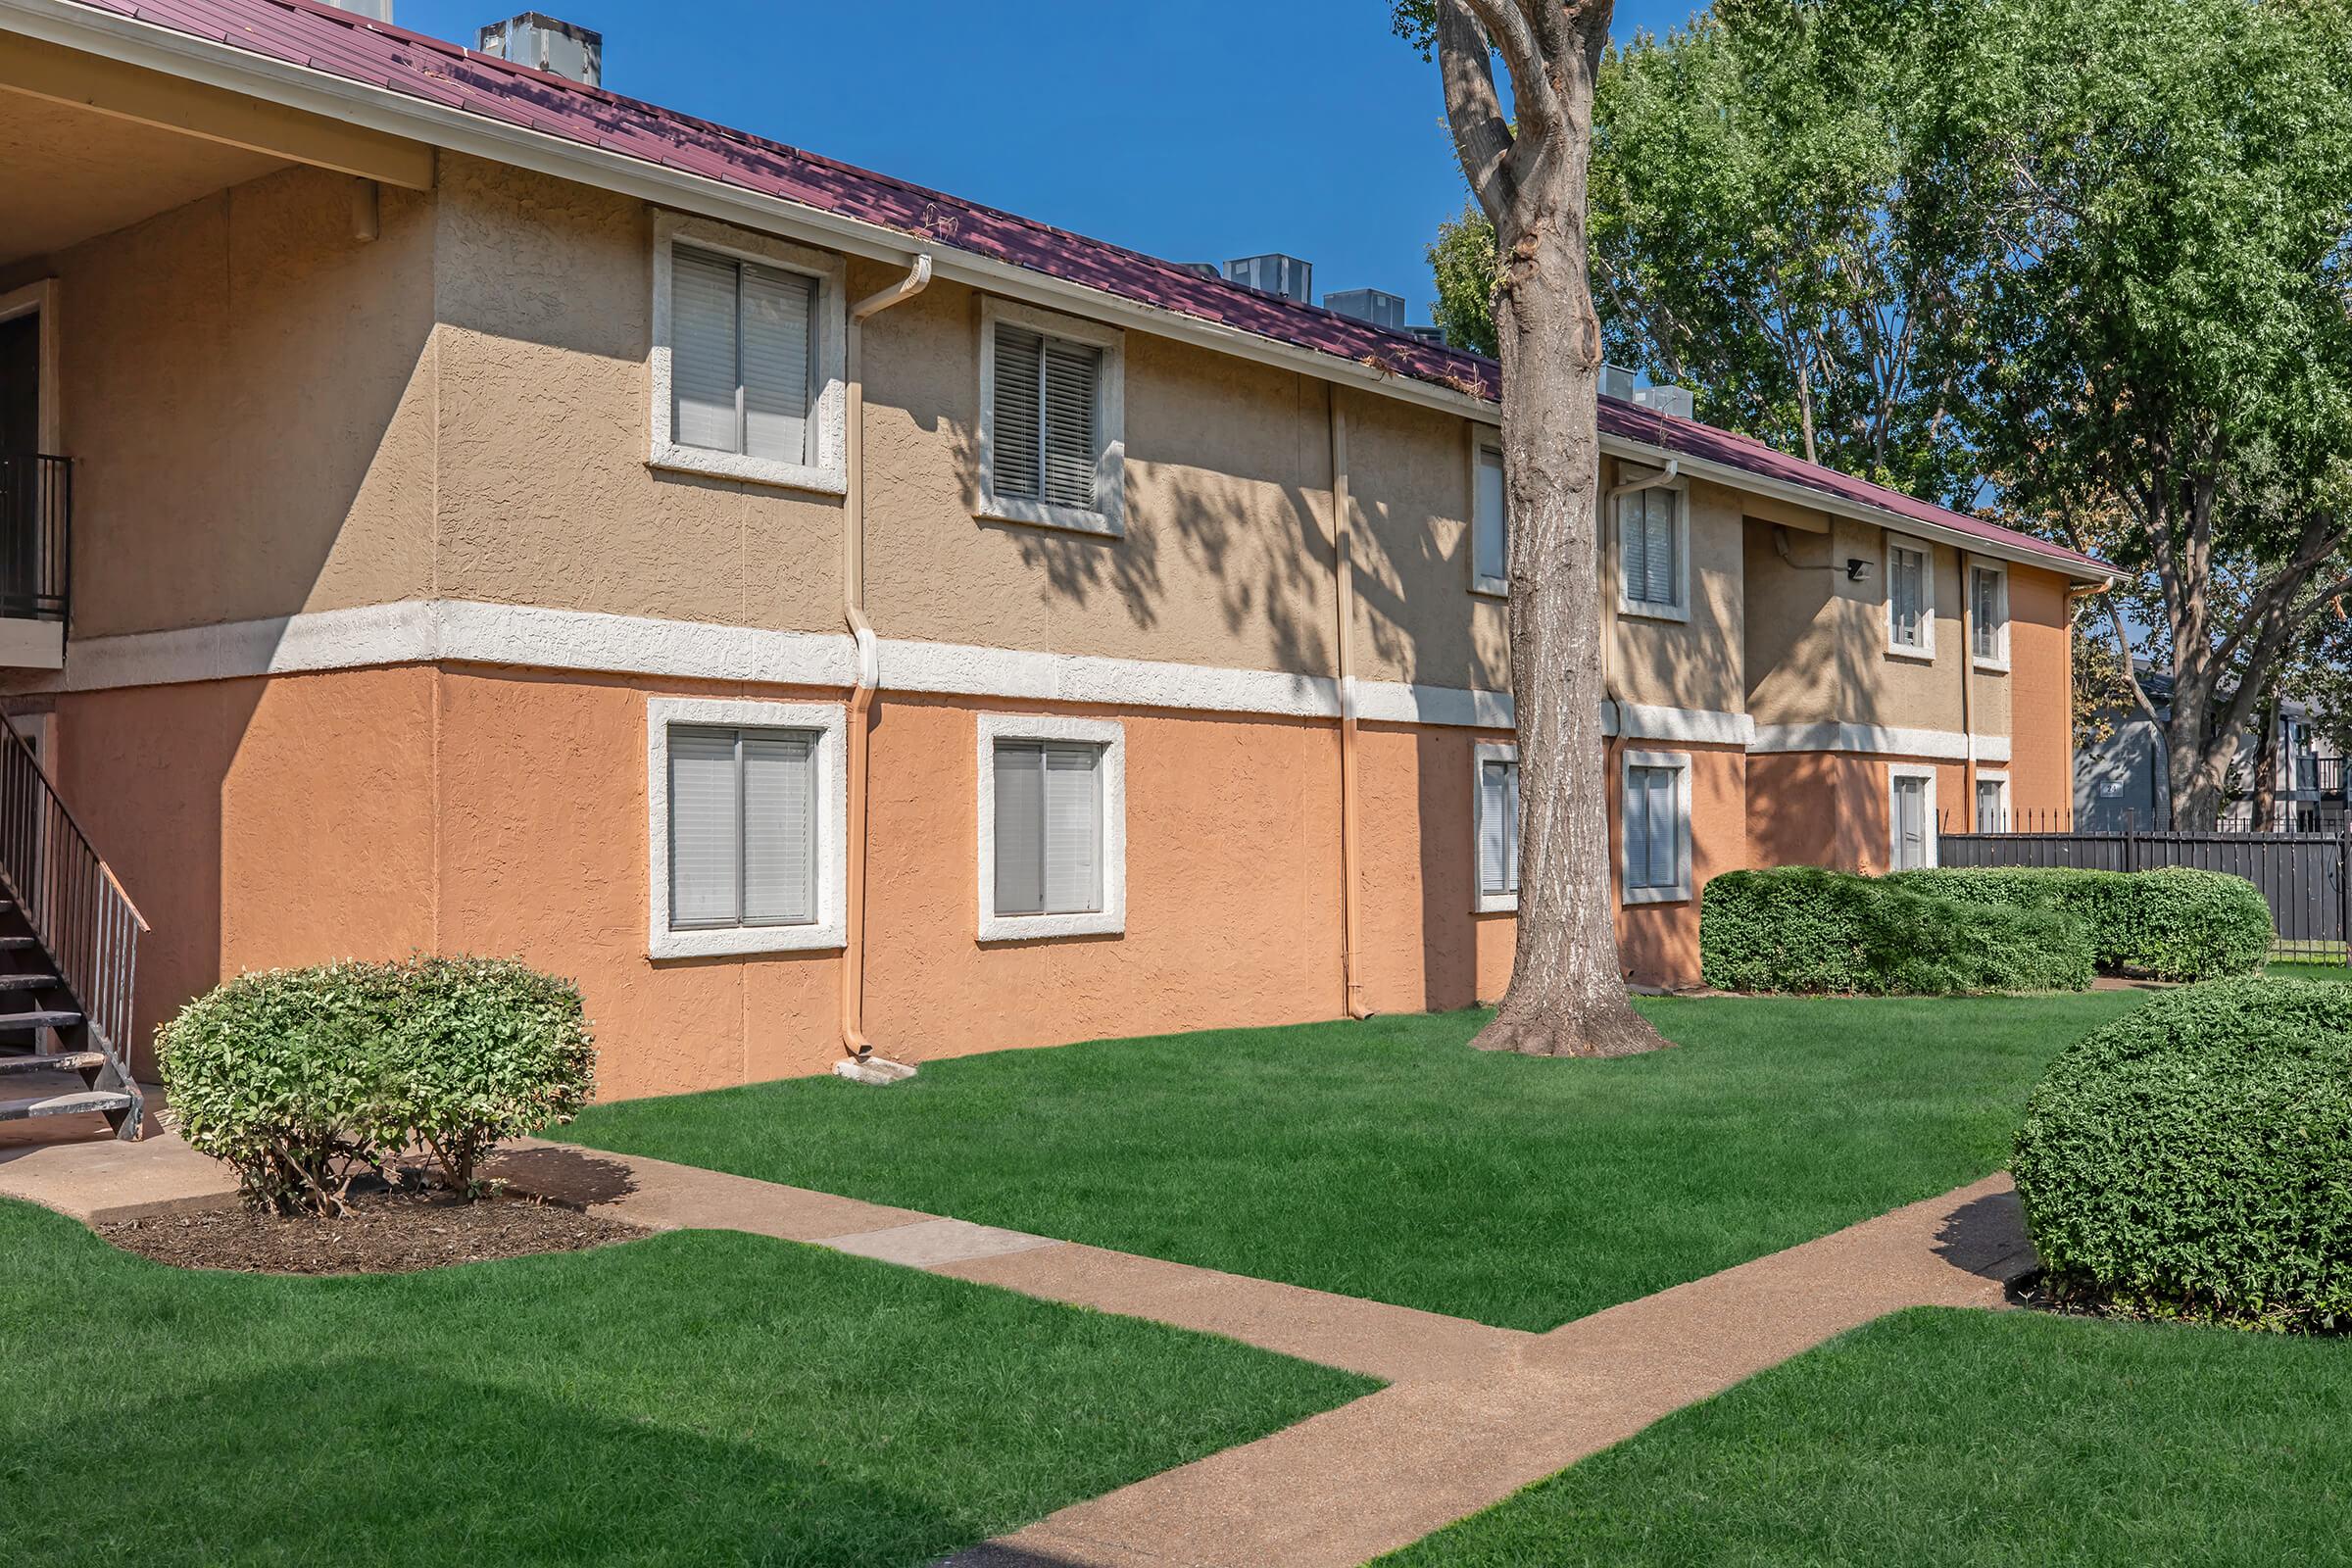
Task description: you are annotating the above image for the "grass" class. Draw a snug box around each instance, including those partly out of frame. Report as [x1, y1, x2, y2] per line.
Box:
[0, 1200, 1370, 1567]
[1378, 1306, 2352, 1567]
[2272, 959, 2352, 982]
[561, 991, 2151, 1332]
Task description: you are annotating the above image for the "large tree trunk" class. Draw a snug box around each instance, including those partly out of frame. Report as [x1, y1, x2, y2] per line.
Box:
[1468, 13, 1664, 1059]
[2251, 690, 2280, 832]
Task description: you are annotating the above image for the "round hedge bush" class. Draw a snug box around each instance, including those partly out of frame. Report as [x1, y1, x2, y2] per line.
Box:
[1889, 865, 2274, 981]
[2013, 977, 2352, 1330]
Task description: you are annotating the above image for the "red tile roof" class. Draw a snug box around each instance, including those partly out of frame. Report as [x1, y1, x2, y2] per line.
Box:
[56, 0, 2111, 578]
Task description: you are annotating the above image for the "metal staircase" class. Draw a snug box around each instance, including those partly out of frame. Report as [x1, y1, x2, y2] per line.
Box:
[0, 716, 145, 1139]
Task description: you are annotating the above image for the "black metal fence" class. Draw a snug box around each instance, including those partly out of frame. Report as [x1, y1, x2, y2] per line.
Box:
[1936, 824, 2351, 963]
[0, 452, 70, 623]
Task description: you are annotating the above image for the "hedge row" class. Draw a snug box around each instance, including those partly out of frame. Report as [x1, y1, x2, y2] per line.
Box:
[1887, 865, 2273, 981]
[1699, 865, 2096, 996]
[2014, 976, 2352, 1330]
[157, 956, 596, 1214]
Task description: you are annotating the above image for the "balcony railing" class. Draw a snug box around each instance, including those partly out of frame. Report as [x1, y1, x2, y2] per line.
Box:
[2291, 755, 2346, 798]
[0, 452, 70, 624]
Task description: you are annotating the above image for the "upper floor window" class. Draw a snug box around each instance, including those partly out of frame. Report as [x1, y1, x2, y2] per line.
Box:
[1970, 563, 2010, 669]
[647, 698, 847, 958]
[978, 299, 1126, 537]
[1617, 480, 1689, 621]
[1472, 442, 1508, 597]
[977, 712, 1127, 940]
[649, 215, 846, 494]
[1474, 742, 1519, 912]
[1886, 535, 1935, 660]
[1621, 750, 1692, 904]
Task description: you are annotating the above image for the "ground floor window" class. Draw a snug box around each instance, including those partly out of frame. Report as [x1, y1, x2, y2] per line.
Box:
[976, 712, 1126, 941]
[1889, 764, 1938, 869]
[1975, 770, 2010, 833]
[1621, 749, 1693, 904]
[647, 698, 847, 958]
[1473, 741, 1520, 912]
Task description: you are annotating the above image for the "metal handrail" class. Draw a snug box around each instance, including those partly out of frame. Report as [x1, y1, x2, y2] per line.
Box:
[0, 453, 71, 624]
[0, 715, 143, 1103]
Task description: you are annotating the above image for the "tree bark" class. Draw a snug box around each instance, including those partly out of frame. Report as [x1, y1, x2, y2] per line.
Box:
[1435, 0, 1666, 1058]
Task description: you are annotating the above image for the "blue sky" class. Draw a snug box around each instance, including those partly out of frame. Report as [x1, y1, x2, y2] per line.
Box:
[391, 1, 1704, 329]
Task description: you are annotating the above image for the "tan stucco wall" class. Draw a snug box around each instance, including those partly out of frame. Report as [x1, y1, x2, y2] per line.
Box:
[1607, 467, 1746, 714]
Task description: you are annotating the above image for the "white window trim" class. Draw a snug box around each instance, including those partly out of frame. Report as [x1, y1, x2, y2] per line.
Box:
[1472, 740, 1520, 913]
[1888, 762, 1940, 869]
[976, 297, 1127, 538]
[1620, 748, 1694, 906]
[1469, 430, 1508, 599]
[975, 711, 1128, 941]
[1969, 561, 2011, 672]
[1973, 768, 2011, 832]
[1884, 532, 1937, 662]
[646, 697, 848, 959]
[648, 213, 849, 496]
[1614, 472, 1692, 623]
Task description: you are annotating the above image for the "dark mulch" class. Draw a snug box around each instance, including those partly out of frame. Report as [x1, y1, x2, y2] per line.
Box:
[97, 1186, 651, 1275]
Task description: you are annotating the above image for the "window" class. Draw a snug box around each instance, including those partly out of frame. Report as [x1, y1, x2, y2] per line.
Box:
[1970, 564, 2009, 669]
[1620, 750, 1692, 904]
[1889, 765, 1937, 870]
[1473, 741, 1519, 912]
[1617, 480, 1689, 620]
[647, 698, 847, 958]
[976, 712, 1126, 940]
[1471, 442, 1508, 596]
[650, 216, 846, 493]
[1886, 535, 1935, 659]
[978, 299, 1126, 536]
[1975, 770, 2010, 833]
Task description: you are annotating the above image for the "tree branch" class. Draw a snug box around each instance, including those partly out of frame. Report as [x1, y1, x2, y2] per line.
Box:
[1435, 0, 1520, 226]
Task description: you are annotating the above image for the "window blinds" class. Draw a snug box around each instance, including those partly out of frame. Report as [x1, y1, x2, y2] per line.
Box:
[1971, 568, 2002, 659]
[667, 726, 817, 930]
[993, 740, 1103, 916]
[1976, 780, 2004, 832]
[1479, 759, 1519, 896]
[1474, 446, 1508, 584]
[1625, 764, 1679, 888]
[671, 246, 814, 464]
[1893, 776, 1930, 868]
[994, 323, 1102, 511]
[1622, 490, 1678, 606]
[1890, 546, 1927, 647]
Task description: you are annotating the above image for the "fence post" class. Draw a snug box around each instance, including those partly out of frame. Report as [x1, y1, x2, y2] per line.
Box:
[2341, 832, 2350, 971]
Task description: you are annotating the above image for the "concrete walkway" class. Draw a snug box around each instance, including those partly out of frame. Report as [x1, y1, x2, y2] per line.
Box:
[1, 1122, 2038, 1566]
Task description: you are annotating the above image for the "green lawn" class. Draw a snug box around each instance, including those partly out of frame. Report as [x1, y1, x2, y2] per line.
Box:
[2272, 959, 2352, 982]
[0, 1200, 1370, 1567]
[561, 992, 2150, 1332]
[1379, 1306, 2352, 1567]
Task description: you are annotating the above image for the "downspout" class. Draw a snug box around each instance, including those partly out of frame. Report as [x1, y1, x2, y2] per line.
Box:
[835, 253, 931, 1081]
[1959, 552, 1977, 832]
[1331, 394, 1371, 1018]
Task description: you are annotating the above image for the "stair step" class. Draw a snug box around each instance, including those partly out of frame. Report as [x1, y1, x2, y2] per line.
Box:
[0, 973, 60, 991]
[0, 1089, 132, 1122]
[0, 1051, 103, 1076]
[0, 1011, 83, 1031]
[0, 936, 39, 951]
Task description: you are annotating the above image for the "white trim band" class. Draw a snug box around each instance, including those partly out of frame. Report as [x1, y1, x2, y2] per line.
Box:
[1751, 722, 2010, 763]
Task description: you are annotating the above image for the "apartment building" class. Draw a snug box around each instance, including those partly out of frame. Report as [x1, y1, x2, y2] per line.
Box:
[0, 0, 2114, 1103]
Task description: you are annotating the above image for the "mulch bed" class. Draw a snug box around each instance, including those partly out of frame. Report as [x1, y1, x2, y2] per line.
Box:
[97, 1186, 651, 1275]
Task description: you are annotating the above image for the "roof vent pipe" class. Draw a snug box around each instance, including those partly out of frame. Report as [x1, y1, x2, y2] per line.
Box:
[477, 13, 603, 85]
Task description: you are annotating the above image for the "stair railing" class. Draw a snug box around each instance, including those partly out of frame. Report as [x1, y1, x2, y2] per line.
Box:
[0, 716, 145, 1096]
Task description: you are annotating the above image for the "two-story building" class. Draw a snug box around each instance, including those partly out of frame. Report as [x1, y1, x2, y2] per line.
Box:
[0, 0, 2115, 1109]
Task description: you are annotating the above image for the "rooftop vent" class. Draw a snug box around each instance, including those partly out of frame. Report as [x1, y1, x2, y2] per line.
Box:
[320, 0, 393, 18]
[1227, 254, 1313, 305]
[1324, 288, 1406, 331]
[477, 12, 603, 85]
[1600, 363, 1696, 419]
[1176, 262, 1224, 281]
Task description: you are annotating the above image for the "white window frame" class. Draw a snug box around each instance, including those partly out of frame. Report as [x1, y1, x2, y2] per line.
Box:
[1888, 762, 1940, 870]
[1974, 768, 2011, 833]
[1472, 740, 1520, 913]
[1469, 429, 1508, 598]
[1620, 748, 1694, 905]
[1614, 472, 1692, 622]
[646, 697, 848, 958]
[1884, 532, 1936, 662]
[975, 711, 1127, 941]
[976, 297, 1127, 538]
[648, 213, 849, 495]
[1969, 561, 2011, 672]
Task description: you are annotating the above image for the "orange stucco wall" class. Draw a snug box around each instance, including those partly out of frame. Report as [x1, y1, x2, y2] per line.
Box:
[1611, 743, 1748, 985]
[2006, 565, 2076, 820]
[53, 663, 1775, 1096]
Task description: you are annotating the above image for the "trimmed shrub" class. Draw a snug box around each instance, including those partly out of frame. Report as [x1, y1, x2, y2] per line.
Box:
[1699, 865, 2094, 995]
[156, 962, 410, 1214]
[382, 956, 597, 1195]
[2014, 977, 2352, 1330]
[1891, 865, 2272, 981]
[158, 956, 595, 1212]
